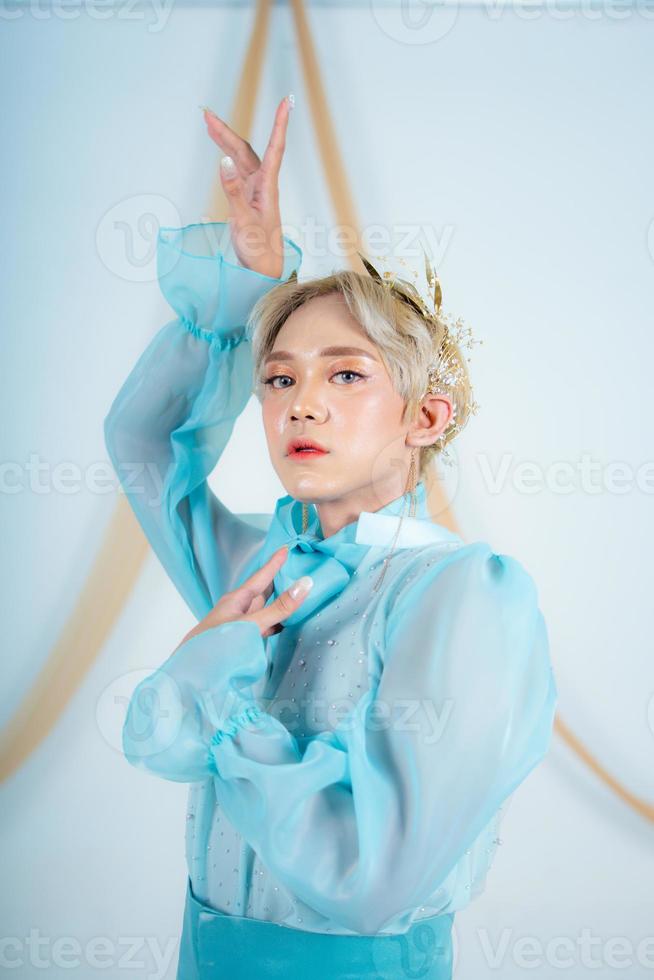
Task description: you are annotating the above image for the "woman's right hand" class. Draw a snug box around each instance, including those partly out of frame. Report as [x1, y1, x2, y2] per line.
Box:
[174, 545, 313, 650]
[201, 95, 294, 279]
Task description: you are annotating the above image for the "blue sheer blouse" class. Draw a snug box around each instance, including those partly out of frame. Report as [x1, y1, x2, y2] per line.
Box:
[104, 221, 558, 937]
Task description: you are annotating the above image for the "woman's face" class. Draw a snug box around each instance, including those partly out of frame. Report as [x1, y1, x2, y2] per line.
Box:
[260, 292, 451, 518]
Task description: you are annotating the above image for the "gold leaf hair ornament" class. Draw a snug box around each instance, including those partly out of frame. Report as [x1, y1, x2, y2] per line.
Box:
[356, 245, 482, 466]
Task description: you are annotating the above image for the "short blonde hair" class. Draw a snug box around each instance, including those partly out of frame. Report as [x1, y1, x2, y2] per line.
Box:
[246, 269, 472, 479]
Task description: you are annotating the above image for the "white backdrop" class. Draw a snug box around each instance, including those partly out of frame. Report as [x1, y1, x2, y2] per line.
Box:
[1, 3, 653, 977]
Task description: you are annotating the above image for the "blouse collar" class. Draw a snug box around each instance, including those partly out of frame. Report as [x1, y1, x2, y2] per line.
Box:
[277, 479, 462, 554]
[257, 480, 463, 627]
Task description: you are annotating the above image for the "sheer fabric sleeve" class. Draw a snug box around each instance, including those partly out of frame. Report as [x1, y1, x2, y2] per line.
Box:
[103, 221, 302, 620]
[122, 541, 557, 934]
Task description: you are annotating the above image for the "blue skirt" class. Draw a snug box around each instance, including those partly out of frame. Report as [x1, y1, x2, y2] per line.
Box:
[177, 876, 454, 980]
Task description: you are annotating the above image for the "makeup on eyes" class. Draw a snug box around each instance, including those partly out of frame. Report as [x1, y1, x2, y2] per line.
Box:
[263, 369, 368, 389]
[262, 357, 372, 385]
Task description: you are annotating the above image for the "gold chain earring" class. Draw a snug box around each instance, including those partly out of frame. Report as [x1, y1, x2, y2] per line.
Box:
[407, 446, 419, 518]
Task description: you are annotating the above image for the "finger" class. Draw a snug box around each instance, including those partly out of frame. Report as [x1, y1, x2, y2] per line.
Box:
[219, 157, 251, 219]
[262, 622, 283, 639]
[247, 593, 266, 615]
[234, 545, 288, 605]
[203, 110, 260, 176]
[213, 548, 286, 620]
[260, 96, 290, 187]
[254, 574, 314, 633]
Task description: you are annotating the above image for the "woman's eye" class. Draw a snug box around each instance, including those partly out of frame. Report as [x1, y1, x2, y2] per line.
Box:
[262, 370, 365, 389]
[332, 370, 365, 384]
[263, 375, 293, 389]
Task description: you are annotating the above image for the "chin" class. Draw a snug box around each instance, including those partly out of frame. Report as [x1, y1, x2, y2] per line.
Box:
[280, 464, 342, 502]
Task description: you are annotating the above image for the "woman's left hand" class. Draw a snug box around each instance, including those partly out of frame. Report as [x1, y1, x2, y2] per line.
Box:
[175, 545, 313, 649]
[202, 95, 292, 279]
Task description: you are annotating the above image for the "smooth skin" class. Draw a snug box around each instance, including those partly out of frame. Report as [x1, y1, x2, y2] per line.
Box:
[184, 95, 452, 647]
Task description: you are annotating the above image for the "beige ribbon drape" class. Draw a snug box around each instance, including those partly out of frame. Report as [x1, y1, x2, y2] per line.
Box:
[1, 0, 651, 828]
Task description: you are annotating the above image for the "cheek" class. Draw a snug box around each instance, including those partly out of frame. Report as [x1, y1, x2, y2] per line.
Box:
[332, 388, 403, 444]
[261, 399, 285, 443]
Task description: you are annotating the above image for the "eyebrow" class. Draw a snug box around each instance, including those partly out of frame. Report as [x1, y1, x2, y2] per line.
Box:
[264, 345, 379, 365]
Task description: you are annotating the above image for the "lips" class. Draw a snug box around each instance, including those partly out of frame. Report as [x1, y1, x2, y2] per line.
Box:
[287, 438, 328, 456]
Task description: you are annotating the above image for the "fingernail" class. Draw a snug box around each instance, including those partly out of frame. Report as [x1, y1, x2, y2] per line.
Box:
[289, 575, 313, 599]
[220, 155, 236, 177]
[287, 93, 295, 111]
[199, 104, 218, 118]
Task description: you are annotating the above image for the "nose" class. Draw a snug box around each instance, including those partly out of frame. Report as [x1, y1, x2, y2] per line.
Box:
[288, 376, 327, 423]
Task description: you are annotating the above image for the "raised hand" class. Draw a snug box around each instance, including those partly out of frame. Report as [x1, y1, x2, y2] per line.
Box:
[201, 94, 294, 279]
[175, 545, 313, 649]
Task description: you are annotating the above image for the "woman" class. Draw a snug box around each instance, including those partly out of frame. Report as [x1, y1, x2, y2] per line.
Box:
[104, 94, 557, 980]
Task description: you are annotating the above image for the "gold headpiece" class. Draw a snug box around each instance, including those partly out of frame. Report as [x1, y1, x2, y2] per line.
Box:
[355, 246, 482, 464]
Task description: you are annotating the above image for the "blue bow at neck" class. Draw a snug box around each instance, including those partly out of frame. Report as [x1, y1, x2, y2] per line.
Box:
[255, 481, 432, 627]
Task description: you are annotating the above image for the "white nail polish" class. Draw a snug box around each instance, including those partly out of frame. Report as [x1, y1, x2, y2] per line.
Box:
[220, 155, 236, 176]
[289, 575, 313, 598]
[287, 93, 295, 111]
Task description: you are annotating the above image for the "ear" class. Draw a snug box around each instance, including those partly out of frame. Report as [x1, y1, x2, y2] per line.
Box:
[406, 393, 453, 449]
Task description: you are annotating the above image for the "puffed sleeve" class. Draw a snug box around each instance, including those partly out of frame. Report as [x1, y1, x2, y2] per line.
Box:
[122, 540, 557, 934]
[103, 221, 303, 620]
